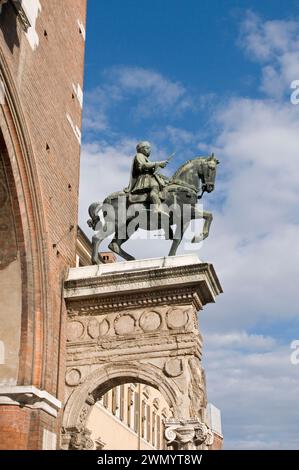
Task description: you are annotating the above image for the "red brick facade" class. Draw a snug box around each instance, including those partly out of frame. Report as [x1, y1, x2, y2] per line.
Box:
[210, 432, 224, 450]
[0, 0, 86, 449]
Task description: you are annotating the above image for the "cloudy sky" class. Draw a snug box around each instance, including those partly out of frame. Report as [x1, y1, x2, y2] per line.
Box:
[80, 0, 299, 449]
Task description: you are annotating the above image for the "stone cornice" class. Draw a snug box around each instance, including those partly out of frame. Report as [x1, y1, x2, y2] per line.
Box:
[0, 386, 62, 417]
[64, 257, 223, 311]
[67, 287, 203, 314]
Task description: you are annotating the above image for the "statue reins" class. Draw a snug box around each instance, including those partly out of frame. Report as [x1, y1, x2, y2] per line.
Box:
[168, 159, 208, 200]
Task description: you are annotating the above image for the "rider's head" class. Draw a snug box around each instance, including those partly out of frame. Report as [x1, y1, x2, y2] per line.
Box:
[136, 141, 151, 157]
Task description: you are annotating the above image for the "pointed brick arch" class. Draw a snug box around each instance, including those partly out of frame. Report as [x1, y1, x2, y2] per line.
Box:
[0, 49, 50, 388]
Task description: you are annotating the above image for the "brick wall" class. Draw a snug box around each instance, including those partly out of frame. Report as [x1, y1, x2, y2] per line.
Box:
[0, 0, 87, 449]
[210, 432, 224, 450]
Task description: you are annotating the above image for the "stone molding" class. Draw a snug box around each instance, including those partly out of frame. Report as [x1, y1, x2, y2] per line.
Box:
[64, 255, 222, 307]
[67, 289, 203, 314]
[0, 385, 61, 417]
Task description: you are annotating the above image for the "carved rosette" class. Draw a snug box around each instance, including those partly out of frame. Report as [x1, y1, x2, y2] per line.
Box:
[165, 418, 214, 450]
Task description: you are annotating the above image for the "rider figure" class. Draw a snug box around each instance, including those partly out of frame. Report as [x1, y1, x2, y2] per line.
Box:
[125, 141, 169, 215]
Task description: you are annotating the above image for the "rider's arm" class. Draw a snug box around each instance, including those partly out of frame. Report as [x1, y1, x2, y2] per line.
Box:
[135, 154, 157, 172]
[135, 154, 167, 173]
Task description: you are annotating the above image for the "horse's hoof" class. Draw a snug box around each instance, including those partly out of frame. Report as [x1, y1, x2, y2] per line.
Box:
[191, 235, 203, 244]
[108, 242, 119, 255]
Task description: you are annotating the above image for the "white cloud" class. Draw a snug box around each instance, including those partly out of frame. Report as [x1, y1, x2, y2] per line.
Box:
[83, 84, 123, 133]
[83, 67, 192, 135]
[196, 16, 299, 448]
[241, 11, 299, 61]
[203, 339, 299, 449]
[112, 66, 188, 113]
[205, 331, 276, 351]
[240, 12, 299, 97]
[198, 96, 299, 330]
[79, 139, 134, 238]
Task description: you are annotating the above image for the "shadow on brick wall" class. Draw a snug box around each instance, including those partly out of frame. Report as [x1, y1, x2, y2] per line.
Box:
[0, 2, 20, 53]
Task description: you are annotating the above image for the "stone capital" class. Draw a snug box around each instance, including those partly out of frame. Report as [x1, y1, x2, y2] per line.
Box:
[165, 418, 214, 450]
[68, 428, 94, 450]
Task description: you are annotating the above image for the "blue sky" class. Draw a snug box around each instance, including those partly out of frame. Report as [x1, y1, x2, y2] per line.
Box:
[80, 0, 299, 449]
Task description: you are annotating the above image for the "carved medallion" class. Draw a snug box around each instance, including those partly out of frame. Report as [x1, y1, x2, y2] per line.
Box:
[66, 321, 85, 341]
[87, 318, 100, 339]
[99, 318, 110, 336]
[164, 358, 183, 377]
[166, 308, 189, 329]
[114, 314, 135, 335]
[65, 368, 81, 387]
[139, 310, 161, 332]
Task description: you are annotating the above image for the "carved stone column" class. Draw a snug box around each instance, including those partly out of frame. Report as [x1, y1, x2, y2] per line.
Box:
[62, 254, 222, 449]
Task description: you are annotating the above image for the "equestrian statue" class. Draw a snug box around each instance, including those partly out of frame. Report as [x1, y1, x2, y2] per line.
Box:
[88, 141, 219, 264]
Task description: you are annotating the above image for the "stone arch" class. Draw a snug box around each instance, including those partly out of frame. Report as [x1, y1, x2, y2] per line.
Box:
[0, 49, 50, 387]
[63, 362, 181, 437]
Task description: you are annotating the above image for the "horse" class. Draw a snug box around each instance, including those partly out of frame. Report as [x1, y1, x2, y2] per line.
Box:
[88, 155, 219, 264]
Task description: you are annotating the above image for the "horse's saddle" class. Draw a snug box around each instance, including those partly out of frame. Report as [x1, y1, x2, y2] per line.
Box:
[127, 188, 197, 205]
[128, 191, 166, 204]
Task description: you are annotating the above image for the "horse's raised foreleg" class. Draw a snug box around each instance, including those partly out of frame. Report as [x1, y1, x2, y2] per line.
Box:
[191, 209, 213, 243]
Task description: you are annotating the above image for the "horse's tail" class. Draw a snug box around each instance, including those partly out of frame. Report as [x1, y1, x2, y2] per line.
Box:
[87, 201, 103, 230]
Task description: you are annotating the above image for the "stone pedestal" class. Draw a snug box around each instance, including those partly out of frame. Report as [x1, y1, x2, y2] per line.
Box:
[62, 254, 222, 450]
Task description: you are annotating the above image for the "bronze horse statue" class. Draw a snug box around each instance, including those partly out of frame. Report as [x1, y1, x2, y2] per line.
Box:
[88, 155, 219, 264]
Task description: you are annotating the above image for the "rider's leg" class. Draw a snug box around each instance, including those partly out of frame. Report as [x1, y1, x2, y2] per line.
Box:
[150, 187, 169, 217]
[150, 187, 160, 211]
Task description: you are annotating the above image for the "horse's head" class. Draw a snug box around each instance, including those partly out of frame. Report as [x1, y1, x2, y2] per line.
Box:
[199, 154, 219, 193]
